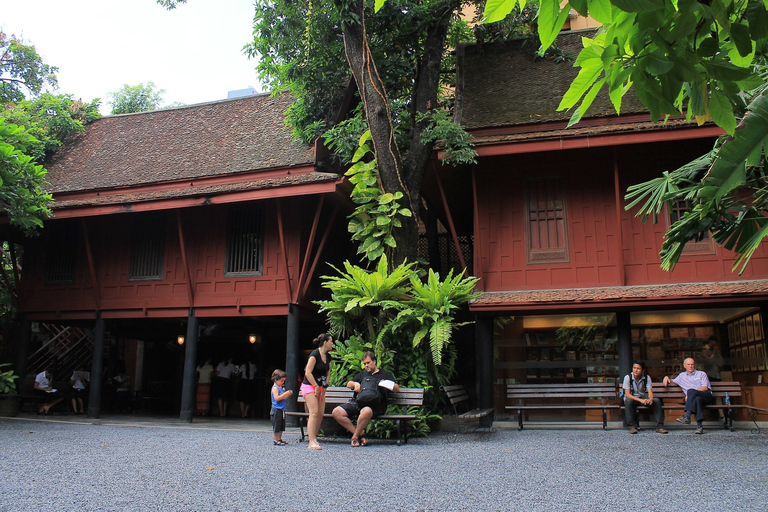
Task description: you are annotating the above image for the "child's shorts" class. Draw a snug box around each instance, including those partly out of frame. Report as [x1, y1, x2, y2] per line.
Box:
[270, 407, 285, 433]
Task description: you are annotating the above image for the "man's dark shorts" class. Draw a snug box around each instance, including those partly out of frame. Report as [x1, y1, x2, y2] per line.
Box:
[338, 400, 383, 419]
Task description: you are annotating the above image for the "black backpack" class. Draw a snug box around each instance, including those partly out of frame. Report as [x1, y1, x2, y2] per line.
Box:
[355, 373, 382, 408]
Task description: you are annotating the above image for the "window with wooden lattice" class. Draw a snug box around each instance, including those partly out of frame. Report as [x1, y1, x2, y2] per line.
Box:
[526, 177, 569, 263]
[225, 204, 264, 276]
[129, 214, 166, 281]
[44, 220, 78, 285]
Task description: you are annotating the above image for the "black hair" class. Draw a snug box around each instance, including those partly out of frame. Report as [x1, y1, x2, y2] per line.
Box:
[632, 360, 646, 372]
[313, 333, 332, 347]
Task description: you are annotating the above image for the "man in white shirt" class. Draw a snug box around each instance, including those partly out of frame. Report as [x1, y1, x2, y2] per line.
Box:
[663, 358, 713, 434]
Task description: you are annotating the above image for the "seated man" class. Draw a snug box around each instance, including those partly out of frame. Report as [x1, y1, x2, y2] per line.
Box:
[623, 360, 667, 434]
[663, 357, 713, 434]
[332, 351, 399, 447]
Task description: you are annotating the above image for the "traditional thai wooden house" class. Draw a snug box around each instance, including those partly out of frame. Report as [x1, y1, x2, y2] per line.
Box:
[428, 29, 768, 421]
[11, 93, 352, 419]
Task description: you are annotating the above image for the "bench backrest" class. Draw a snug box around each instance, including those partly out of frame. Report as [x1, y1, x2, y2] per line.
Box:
[618, 381, 742, 400]
[507, 382, 617, 400]
[441, 385, 469, 406]
[296, 386, 424, 406]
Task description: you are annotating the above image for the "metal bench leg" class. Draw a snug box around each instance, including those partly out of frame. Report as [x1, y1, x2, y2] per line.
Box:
[395, 419, 403, 446]
[517, 408, 524, 431]
[298, 418, 307, 442]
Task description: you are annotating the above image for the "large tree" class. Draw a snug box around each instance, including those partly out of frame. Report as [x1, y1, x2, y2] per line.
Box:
[0, 31, 58, 102]
[485, 0, 768, 273]
[161, 0, 532, 267]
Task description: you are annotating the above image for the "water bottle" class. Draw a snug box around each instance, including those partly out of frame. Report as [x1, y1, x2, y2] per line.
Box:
[725, 391, 731, 406]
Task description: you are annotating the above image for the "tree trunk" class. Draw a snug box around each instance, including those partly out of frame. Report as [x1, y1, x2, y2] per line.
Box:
[336, 0, 456, 268]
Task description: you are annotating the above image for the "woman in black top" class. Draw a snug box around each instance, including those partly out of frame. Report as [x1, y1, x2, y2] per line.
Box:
[301, 333, 333, 450]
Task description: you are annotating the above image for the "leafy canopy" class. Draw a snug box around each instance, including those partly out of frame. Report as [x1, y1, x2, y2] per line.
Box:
[109, 82, 167, 114]
[0, 31, 58, 102]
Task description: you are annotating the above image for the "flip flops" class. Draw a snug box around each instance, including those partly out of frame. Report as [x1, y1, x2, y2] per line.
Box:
[273, 440, 288, 446]
[350, 437, 360, 447]
[360, 437, 368, 446]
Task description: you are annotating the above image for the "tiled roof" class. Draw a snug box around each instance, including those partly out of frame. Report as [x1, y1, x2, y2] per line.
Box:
[52, 172, 340, 209]
[458, 29, 647, 130]
[472, 280, 768, 307]
[45, 93, 315, 193]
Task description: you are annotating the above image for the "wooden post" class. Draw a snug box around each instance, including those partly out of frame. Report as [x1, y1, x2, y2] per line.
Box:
[87, 313, 105, 418]
[286, 303, 301, 426]
[179, 308, 199, 423]
[476, 314, 494, 426]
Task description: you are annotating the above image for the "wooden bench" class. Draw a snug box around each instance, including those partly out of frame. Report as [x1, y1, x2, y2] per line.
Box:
[440, 384, 495, 436]
[285, 386, 424, 445]
[506, 383, 619, 430]
[619, 381, 746, 431]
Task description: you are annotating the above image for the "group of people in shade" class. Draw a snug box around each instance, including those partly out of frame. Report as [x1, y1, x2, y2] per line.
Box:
[33, 363, 133, 415]
[269, 333, 400, 449]
[196, 356, 259, 418]
[623, 356, 719, 435]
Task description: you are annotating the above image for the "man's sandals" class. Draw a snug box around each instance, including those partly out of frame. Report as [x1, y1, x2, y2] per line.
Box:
[350, 436, 368, 447]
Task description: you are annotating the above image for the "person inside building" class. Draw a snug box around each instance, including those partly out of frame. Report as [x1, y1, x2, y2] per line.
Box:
[622, 360, 667, 434]
[237, 356, 257, 418]
[69, 366, 89, 414]
[110, 362, 132, 413]
[34, 368, 65, 414]
[196, 357, 214, 416]
[701, 337, 724, 381]
[663, 357, 713, 434]
[213, 356, 237, 417]
[301, 333, 333, 450]
[332, 351, 399, 447]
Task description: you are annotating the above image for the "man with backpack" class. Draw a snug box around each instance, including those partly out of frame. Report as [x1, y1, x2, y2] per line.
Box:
[332, 351, 399, 447]
[623, 360, 668, 434]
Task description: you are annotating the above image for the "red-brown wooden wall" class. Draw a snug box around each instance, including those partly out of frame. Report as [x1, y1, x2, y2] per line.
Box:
[474, 139, 768, 292]
[18, 196, 345, 320]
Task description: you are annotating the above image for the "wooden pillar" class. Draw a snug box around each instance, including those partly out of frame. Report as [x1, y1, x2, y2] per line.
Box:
[15, 316, 31, 378]
[285, 303, 301, 426]
[87, 313, 106, 418]
[617, 311, 632, 382]
[476, 314, 494, 426]
[179, 308, 199, 423]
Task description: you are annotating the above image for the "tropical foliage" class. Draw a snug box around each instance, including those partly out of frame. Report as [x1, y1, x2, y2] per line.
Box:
[316, 255, 478, 409]
[345, 131, 413, 264]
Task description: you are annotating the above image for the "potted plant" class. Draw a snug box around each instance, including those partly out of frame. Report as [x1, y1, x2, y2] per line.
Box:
[0, 363, 20, 417]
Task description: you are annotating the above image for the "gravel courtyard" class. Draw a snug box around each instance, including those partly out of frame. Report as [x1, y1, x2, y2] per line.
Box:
[1, 417, 766, 511]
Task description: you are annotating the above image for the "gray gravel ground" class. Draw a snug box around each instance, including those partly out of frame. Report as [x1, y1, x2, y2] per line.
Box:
[1, 418, 767, 511]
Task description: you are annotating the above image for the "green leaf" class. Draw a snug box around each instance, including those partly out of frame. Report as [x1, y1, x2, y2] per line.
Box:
[374, 0, 385, 12]
[483, 0, 519, 23]
[537, 0, 571, 51]
[730, 22, 754, 58]
[703, 93, 768, 202]
[588, 0, 614, 23]
[708, 88, 737, 135]
[703, 60, 753, 81]
[569, 0, 588, 16]
[557, 60, 604, 111]
[610, 0, 664, 13]
[643, 50, 675, 75]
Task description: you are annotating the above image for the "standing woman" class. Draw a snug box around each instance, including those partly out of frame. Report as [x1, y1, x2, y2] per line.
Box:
[301, 333, 333, 450]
